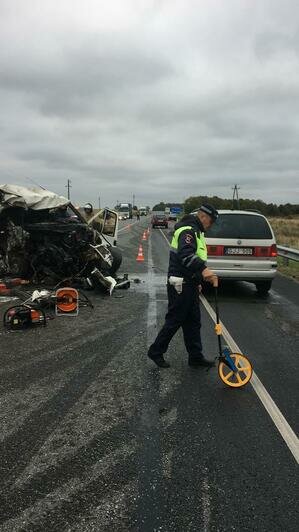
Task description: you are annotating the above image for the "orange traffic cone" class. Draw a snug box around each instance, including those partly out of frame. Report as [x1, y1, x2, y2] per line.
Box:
[136, 244, 145, 262]
[142, 231, 147, 241]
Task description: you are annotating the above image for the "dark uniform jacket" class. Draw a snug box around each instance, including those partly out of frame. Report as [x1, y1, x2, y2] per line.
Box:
[168, 214, 207, 283]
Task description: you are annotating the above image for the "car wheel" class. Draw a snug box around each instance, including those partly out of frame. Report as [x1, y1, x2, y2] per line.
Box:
[255, 280, 272, 295]
[109, 246, 122, 276]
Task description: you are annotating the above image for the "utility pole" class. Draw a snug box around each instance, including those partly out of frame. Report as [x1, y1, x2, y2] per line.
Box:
[232, 184, 240, 209]
[133, 194, 135, 207]
[98, 195, 101, 209]
[65, 179, 72, 200]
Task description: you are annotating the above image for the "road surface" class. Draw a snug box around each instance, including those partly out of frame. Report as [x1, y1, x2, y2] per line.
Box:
[0, 217, 298, 531]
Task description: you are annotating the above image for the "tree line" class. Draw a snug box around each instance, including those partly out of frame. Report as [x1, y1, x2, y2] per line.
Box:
[153, 198, 299, 217]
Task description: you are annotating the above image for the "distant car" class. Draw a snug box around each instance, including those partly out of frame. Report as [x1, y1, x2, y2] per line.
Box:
[151, 213, 168, 228]
[202, 210, 277, 294]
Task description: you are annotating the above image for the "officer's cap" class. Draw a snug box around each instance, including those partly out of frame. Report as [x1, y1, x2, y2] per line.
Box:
[199, 204, 219, 222]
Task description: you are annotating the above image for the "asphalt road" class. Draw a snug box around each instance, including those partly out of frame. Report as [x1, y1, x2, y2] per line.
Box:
[0, 216, 298, 531]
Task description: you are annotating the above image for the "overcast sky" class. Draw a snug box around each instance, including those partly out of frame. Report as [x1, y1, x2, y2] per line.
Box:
[1, 0, 299, 208]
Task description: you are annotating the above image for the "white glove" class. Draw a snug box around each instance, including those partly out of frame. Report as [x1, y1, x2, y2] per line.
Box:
[169, 276, 184, 294]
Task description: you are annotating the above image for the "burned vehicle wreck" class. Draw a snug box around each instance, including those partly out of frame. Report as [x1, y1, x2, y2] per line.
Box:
[0, 185, 123, 292]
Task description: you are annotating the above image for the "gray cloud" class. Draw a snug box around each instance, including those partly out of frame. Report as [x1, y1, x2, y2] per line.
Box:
[0, 0, 299, 207]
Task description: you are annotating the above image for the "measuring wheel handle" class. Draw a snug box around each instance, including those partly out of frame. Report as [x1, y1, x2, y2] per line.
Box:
[213, 284, 253, 388]
[222, 346, 238, 372]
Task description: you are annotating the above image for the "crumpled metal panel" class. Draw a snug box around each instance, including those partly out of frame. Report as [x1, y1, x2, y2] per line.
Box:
[0, 184, 69, 212]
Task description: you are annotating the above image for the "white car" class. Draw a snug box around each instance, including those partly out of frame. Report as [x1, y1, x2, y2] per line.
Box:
[202, 210, 277, 294]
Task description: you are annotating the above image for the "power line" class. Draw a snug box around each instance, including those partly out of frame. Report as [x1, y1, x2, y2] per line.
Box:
[24, 176, 45, 189]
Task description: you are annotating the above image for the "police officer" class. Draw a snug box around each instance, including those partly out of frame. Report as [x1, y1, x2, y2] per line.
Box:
[148, 204, 219, 368]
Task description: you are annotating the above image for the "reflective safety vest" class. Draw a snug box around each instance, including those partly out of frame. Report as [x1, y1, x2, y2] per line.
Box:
[171, 225, 207, 261]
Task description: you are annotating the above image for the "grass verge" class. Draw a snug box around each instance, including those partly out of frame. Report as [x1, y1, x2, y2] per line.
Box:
[277, 257, 299, 281]
[268, 216, 298, 281]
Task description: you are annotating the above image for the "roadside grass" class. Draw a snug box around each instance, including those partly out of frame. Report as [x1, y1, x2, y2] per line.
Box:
[277, 257, 299, 281]
[269, 216, 299, 248]
[269, 216, 299, 281]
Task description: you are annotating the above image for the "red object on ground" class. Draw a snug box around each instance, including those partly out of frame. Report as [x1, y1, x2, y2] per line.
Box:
[0, 283, 11, 295]
[2, 278, 29, 288]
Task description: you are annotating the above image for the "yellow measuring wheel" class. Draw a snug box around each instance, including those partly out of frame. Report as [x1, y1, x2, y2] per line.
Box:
[213, 279, 253, 389]
[218, 352, 253, 388]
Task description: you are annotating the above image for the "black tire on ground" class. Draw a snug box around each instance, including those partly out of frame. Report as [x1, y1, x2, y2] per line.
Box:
[109, 246, 122, 276]
[255, 280, 272, 295]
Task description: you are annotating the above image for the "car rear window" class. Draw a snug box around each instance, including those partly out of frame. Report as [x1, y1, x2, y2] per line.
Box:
[205, 214, 272, 239]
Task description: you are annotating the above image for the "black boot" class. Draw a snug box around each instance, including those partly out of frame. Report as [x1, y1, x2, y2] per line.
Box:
[149, 355, 170, 368]
[188, 356, 215, 368]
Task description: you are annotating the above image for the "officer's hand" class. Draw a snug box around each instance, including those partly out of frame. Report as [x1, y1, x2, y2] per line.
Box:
[212, 276, 218, 287]
[202, 268, 218, 286]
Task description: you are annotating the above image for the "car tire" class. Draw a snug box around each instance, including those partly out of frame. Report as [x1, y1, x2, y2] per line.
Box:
[255, 280, 272, 295]
[109, 246, 122, 276]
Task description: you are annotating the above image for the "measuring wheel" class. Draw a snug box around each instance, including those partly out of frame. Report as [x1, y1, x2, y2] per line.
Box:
[218, 353, 253, 388]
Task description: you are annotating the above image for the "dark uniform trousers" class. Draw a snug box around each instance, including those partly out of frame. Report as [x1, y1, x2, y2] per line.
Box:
[148, 282, 203, 361]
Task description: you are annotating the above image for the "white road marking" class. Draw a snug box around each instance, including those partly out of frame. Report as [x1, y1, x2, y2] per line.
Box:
[158, 227, 299, 464]
[202, 468, 211, 532]
[118, 220, 139, 233]
[200, 294, 299, 465]
[147, 233, 158, 342]
[158, 227, 172, 245]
